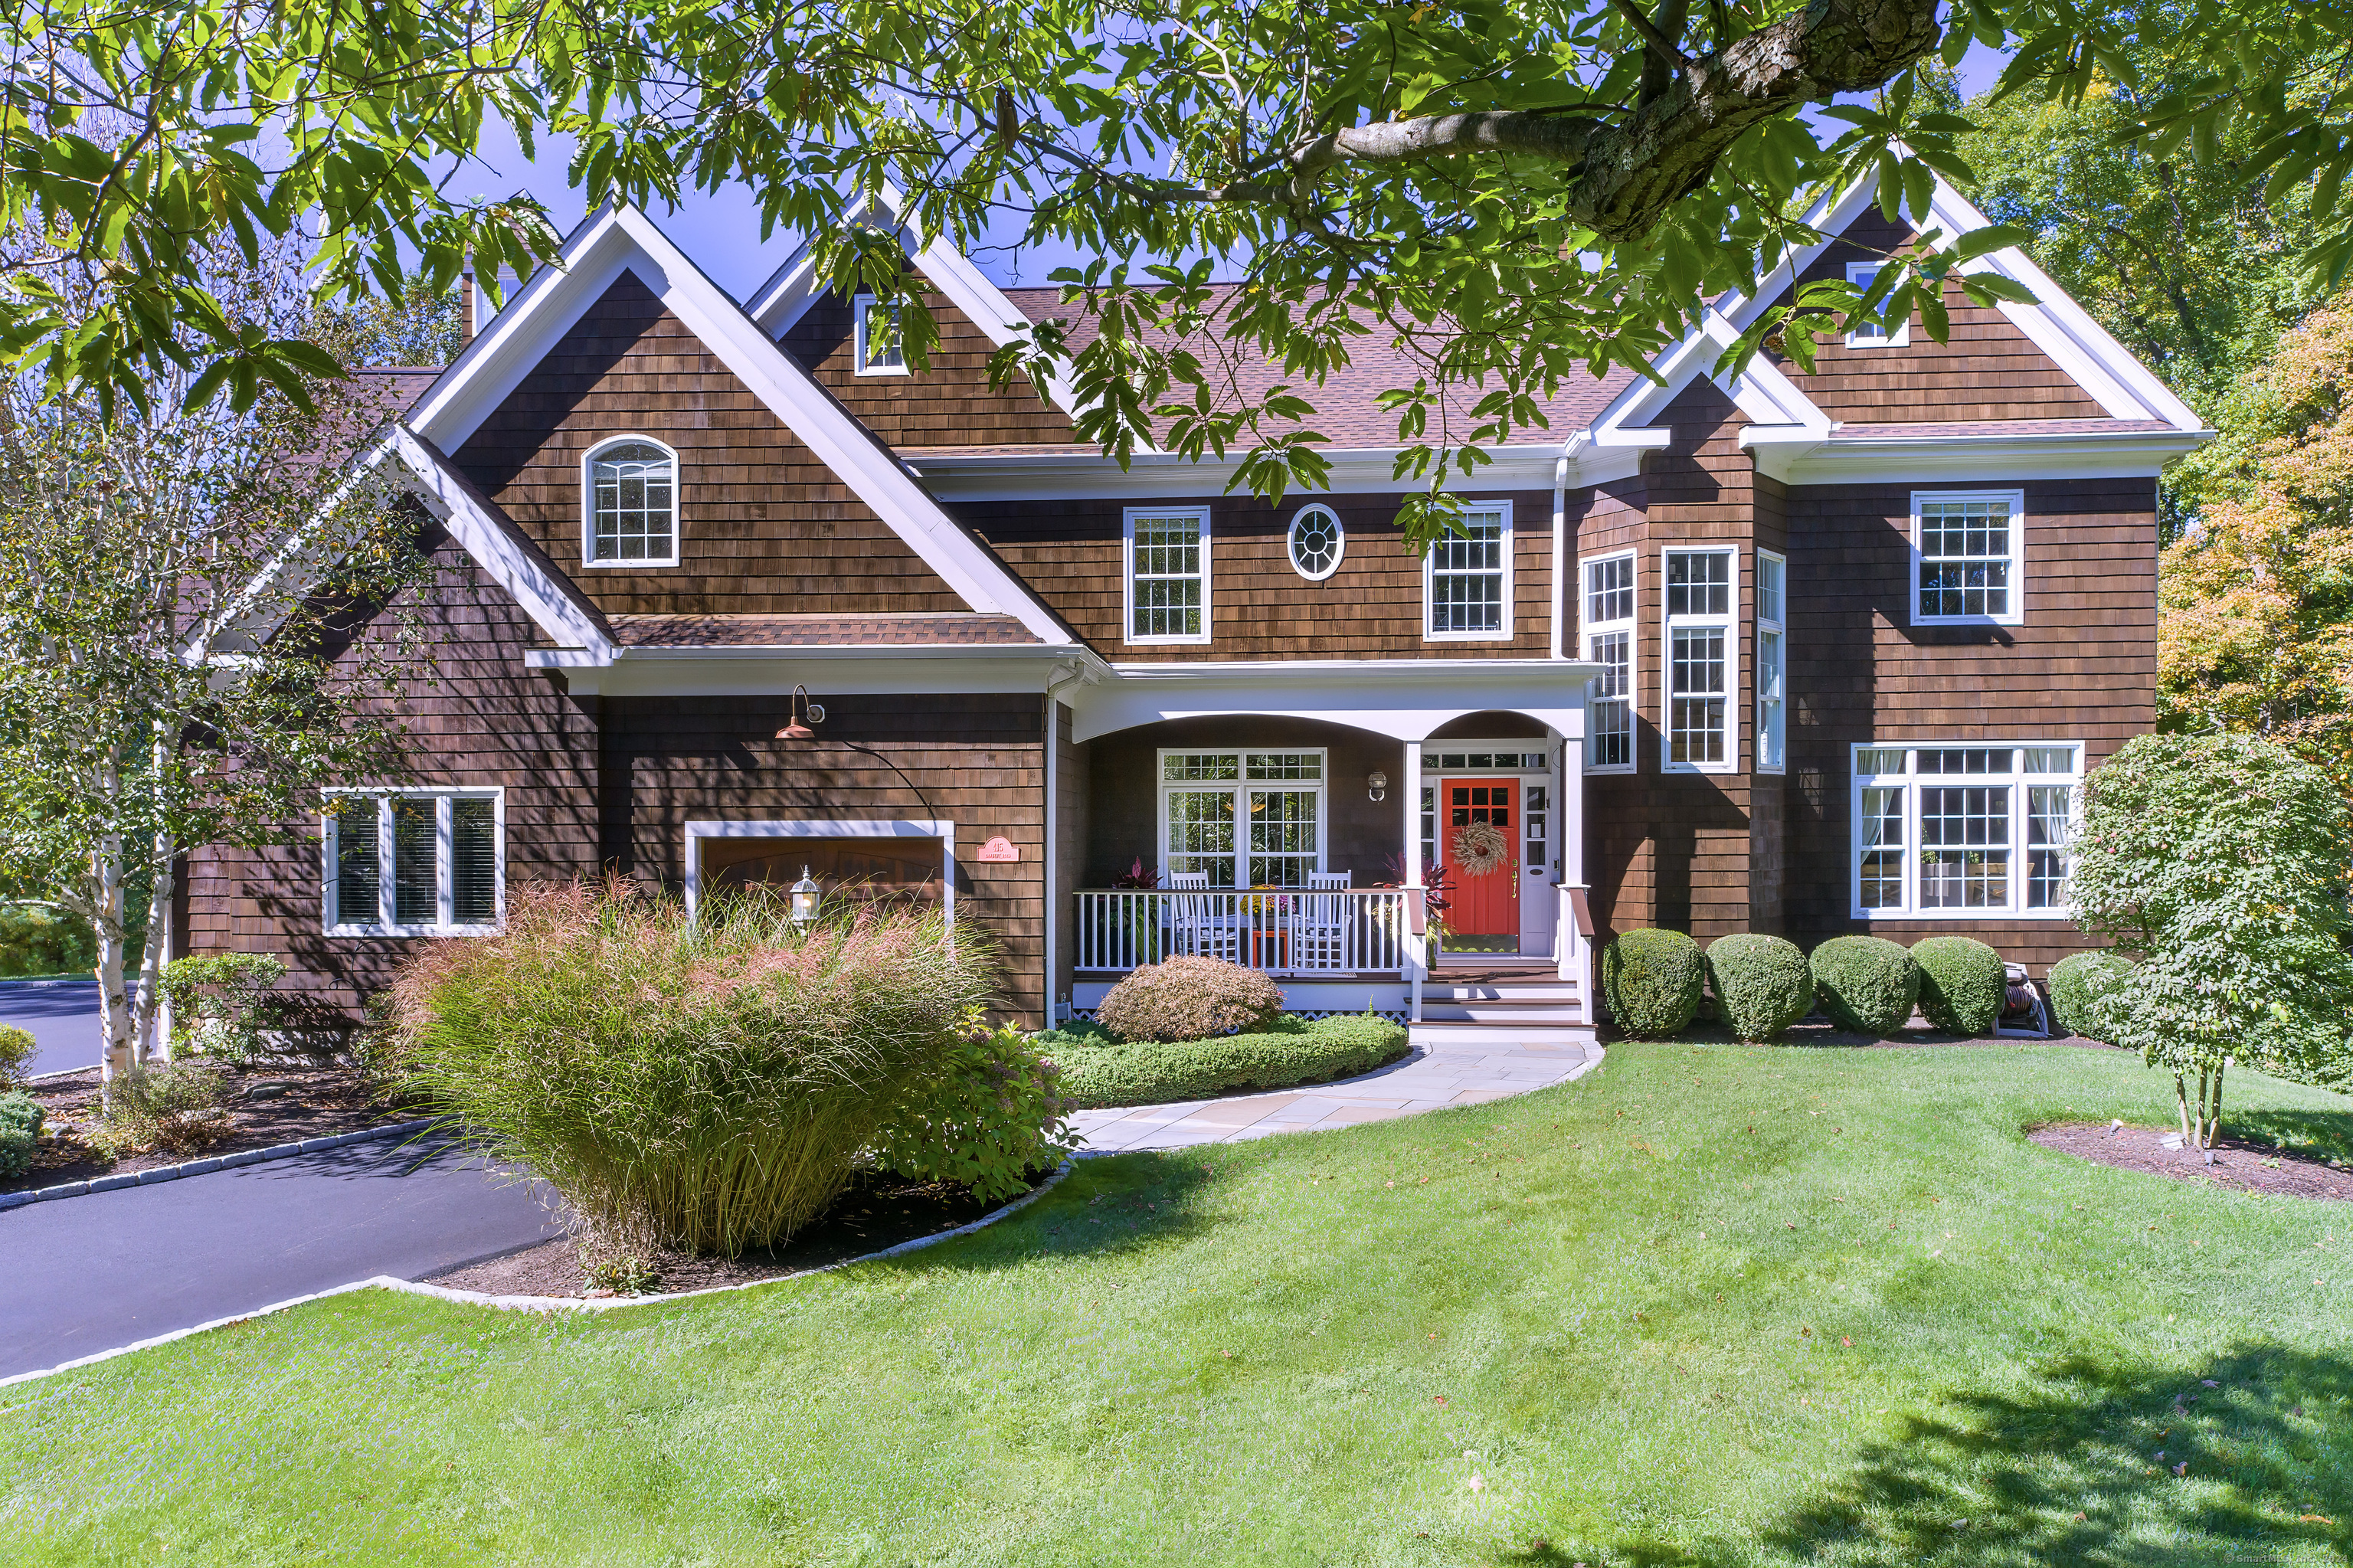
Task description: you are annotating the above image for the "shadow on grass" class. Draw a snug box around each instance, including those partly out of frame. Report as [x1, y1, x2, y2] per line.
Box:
[1507, 1345, 2353, 1567]
[901, 1150, 1223, 1271]
[2227, 1107, 2353, 1166]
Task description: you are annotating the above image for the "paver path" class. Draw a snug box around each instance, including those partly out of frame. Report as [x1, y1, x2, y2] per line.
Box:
[1072, 1037, 1605, 1154]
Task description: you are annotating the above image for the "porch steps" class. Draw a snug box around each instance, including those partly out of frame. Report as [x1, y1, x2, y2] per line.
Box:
[1409, 964, 1598, 1048]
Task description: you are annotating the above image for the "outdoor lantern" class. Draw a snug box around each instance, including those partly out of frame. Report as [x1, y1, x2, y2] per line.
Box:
[788, 866, 822, 926]
[1366, 770, 1389, 803]
[774, 684, 827, 741]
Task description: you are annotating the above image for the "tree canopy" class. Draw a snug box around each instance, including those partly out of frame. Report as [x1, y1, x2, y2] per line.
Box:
[1, 0, 2345, 539]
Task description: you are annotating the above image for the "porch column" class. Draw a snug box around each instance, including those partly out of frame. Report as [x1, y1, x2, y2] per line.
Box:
[1401, 740, 1422, 885]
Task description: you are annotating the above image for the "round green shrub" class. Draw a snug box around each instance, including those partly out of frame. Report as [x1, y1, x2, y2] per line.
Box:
[1703, 934, 1811, 1041]
[0, 1023, 34, 1088]
[1095, 956, 1286, 1043]
[2049, 951, 2137, 1042]
[1910, 936, 2008, 1036]
[1599, 928, 1705, 1039]
[1052, 1013, 1408, 1108]
[0, 1088, 44, 1178]
[1808, 936, 1920, 1036]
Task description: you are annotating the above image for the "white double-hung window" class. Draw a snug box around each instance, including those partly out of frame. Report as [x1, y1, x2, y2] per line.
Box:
[324, 789, 504, 935]
[1663, 547, 1736, 772]
[1913, 489, 2025, 627]
[1425, 502, 1512, 640]
[1756, 549, 1787, 773]
[1124, 506, 1211, 643]
[1581, 552, 1635, 772]
[1851, 745, 2080, 918]
[1160, 750, 1325, 887]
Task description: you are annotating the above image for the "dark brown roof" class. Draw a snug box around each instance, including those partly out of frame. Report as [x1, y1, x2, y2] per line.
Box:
[609, 613, 1042, 648]
[354, 367, 440, 417]
[1828, 418, 2177, 439]
[1000, 285, 1634, 447]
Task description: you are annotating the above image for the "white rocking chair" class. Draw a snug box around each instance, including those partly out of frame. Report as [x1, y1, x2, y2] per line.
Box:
[1165, 872, 1241, 963]
[1294, 870, 1353, 972]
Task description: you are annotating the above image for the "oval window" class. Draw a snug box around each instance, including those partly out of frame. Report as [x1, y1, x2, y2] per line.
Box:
[1287, 504, 1344, 581]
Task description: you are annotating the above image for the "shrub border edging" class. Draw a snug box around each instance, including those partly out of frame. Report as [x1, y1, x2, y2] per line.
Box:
[0, 1117, 440, 1212]
[0, 1157, 1078, 1390]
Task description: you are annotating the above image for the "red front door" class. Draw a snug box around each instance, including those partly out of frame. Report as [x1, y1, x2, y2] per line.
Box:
[1440, 779, 1518, 942]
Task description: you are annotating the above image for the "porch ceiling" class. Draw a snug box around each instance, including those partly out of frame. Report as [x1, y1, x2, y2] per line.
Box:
[1069, 658, 1598, 745]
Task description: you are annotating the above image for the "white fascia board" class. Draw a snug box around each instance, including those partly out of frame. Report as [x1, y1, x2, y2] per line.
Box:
[1746, 427, 2211, 485]
[1592, 309, 1831, 444]
[1072, 657, 1601, 745]
[536, 646, 1104, 699]
[404, 202, 1076, 647]
[389, 427, 617, 659]
[908, 444, 1572, 502]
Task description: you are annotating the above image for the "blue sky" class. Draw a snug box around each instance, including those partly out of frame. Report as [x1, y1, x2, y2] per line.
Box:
[446, 41, 2013, 302]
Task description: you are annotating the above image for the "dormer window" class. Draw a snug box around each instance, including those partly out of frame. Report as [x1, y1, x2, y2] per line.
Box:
[583, 437, 678, 567]
[1844, 260, 1911, 349]
[853, 293, 907, 375]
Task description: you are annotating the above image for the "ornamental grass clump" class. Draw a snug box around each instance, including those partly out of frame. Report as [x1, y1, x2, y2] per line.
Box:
[1910, 936, 2007, 1036]
[1703, 933, 1811, 1042]
[1599, 928, 1704, 1039]
[1808, 936, 1919, 1036]
[384, 881, 998, 1256]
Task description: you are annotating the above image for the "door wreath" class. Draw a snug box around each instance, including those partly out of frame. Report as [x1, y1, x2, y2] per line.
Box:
[1449, 820, 1510, 877]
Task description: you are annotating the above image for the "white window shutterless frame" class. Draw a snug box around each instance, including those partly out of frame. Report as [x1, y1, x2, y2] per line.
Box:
[1580, 551, 1635, 773]
[1849, 744, 2082, 918]
[322, 789, 505, 935]
[853, 293, 908, 375]
[1913, 489, 2027, 627]
[1844, 260, 1912, 348]
[1157, 750, 1327, 887]
[1124, 506, 1212, 644]
[581, 436, 679, 567]
[1662, 547, 1736, 774]
[1424, 502, 1513, 641]
[1756, 549, 1786, 774]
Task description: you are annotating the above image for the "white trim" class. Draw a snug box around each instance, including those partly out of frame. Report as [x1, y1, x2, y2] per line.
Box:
[1843, 260, 1913, 349]
[400, 202, 1075, 646]
[851, 292, 909, 375]
[579, 434, 680, 568]
[682, 818, 957, 930]
[1755, 549, 1787, 775]
[1286, 502, 1346, 582]
[1661, 545, 1738, 775]
[1849, 741, 2082, 920]
[1154, 747, 1330, 886]
[1739, 426, 2207, 485]
[532, 647, 1105, 699]
[1424, 501, 1514, 643]
[1911, 488, 2027, 628]
[1070, 658, 1596, 746]
[321, 787, 505, 938]
[1577, 549, 1637, 774]
[909, 442, 1590, 501]
[1123, 505, 1213, 646]
[1589, 310, 1833, 451]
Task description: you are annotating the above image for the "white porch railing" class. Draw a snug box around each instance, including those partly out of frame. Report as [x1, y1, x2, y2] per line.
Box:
[1074, 888, 1415, 977]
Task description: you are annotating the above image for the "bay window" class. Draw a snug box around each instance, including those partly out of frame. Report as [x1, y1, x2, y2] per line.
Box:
[1160, 751, 1325, 887]
[1582, 552, 1635, 772]
[1850, 745, 2080, 917]
[326, 790, 503, 935]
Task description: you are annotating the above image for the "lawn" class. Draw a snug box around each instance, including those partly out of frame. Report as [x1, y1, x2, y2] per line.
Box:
[5, 1040, 2351, 1566]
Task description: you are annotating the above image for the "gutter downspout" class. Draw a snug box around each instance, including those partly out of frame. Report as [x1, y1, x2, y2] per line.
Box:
[1550, 432, 1589, 660]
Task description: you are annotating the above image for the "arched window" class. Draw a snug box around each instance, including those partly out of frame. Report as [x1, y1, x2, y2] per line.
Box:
[583, 437, 678, 565]
[1287, 503, 1344, 581]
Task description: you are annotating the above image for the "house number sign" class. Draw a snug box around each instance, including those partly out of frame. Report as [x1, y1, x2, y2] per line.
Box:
[977, 836, 1019, 862]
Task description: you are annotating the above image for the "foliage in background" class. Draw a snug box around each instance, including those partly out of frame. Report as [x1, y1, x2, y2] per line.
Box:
[385, 883, 1004, 1255]
[0, 902, 96, 978]
[870, 1013, 1075, 1201]
[1599, 928, 1704, 1039]
[308, 272, 467, 370]
[1910, 936, 2008, 1036]
[2070, 733, 2353, 1147]
[1095, 957, 1285, 1044]
[1049, 1013, 1408, 1109]
[2048, 950, 2136, 1043]
[1703, 933, 1812, 1043]
[0, 1025, 32, 1088]
[159, 954, 289, 1066]
[0, 1088, 42, 1177]
[1808, 937, 1921, 1037]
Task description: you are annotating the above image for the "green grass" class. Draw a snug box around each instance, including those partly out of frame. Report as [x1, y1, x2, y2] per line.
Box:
[7, 1042, 2353, 1566]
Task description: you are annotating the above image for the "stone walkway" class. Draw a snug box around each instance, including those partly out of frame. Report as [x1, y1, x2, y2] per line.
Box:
[1070, 1036, 1606, 1154]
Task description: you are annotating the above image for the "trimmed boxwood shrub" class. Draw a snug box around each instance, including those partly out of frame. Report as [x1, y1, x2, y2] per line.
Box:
[1703, 934, 1811, 1042]
[1910, 936, 2008, 1036]
[0, 1088, 43, 1178]
[1049, 1014, 1409, 1108]
[1599, 928, 1704, 1039]
[1809, 936, 1920, 1036]
[1095, 956, 1286, 1043]
[2049, 951, 2136, 1042]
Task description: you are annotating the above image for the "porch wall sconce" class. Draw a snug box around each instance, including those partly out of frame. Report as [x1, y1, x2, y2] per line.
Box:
[788, 866, 822, 926]
[1366, 770, 1389, 803]
[774, 685, 827, 741]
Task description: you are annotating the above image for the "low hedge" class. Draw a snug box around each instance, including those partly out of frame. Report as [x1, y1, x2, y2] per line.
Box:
[1703, 933, 1811, 1042]
[1910, 936, 2008, 1036]
[2050, 951, 2136, 1042]
[1809, 936, 1920, 1036]
[1042, 1013, 1409, 1109]
[1599, 928, 1705, 1039]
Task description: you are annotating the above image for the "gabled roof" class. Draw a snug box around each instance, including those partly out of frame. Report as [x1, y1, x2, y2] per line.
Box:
[396, 201, 1078, 649]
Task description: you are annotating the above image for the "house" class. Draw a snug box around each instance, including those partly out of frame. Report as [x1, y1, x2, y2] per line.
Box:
[178, 170, 2208, 1046]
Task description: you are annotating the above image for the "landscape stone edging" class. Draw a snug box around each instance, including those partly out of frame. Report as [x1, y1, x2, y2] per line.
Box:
[0, 1118, 441, 1212]
[0, 1157, 1078, 1390]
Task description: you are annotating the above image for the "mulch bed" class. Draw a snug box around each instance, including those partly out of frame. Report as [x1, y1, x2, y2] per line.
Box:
[5, 1061, 415, 1194]
[421, 1167, 1045, 1300]
[2031, 1121, 2353, 1201]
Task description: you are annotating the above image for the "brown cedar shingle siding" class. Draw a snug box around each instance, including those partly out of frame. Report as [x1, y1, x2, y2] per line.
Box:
[958, 489, 1555, 660]
[455, 273, 968, 619]
[782, 286, 1076, 447]
[597, 692, 1052, 1025]
[1766, 208, 2111, 424]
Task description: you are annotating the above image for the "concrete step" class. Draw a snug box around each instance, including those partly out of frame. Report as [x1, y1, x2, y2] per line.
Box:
[1422, 982, 1582, 1003]
[1409, 1020, 1601, 1048]
[1419, 999, 1586, 1023]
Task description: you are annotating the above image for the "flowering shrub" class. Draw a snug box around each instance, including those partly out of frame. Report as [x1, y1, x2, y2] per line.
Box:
[1095, 956, 1285, 1043]
[871, 1012, 1075, 1200]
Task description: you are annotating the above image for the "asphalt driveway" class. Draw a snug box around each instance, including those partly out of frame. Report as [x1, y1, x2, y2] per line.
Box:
[0, 1131, 565, 1380]
[0, 978, 102, 1076]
